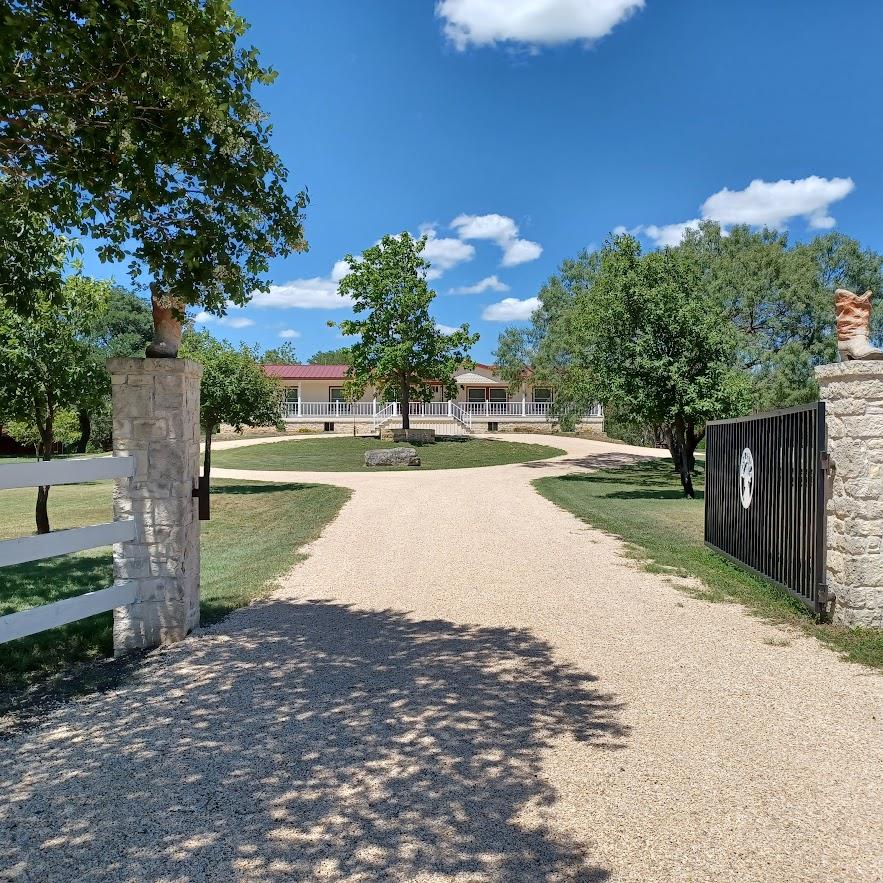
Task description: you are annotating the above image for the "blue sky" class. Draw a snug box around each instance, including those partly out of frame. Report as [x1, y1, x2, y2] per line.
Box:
[84, 0, 883, 362]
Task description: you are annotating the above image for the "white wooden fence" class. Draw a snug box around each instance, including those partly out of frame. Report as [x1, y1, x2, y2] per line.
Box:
[0, 456, 137, 643]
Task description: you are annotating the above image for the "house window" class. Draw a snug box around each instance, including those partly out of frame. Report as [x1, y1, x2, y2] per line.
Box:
[488, 388, 508, 403]
[283, 387, 299, 403]
[467, 388, 486, 403]
[533, 387, 552, 403]
[430, 384, 443, 400]
[329, 387, 345, 403]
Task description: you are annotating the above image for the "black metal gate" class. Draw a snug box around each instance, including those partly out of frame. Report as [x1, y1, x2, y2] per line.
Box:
[704, 402, 827, 614]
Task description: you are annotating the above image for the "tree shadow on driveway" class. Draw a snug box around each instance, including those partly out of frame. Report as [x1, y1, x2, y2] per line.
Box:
[1, 601, 628, 882]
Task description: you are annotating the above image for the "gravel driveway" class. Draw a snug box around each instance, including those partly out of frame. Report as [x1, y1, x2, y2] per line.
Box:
[1, 434, 881, 882]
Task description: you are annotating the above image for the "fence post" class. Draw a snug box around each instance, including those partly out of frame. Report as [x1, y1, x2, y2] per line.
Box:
[108, 357, 203, 654]
[816, 361, 883, 627]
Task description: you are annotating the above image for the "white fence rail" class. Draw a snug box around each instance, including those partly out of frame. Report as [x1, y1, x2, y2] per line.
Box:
[0, 455, 136, 644]
[281, 400, 603, 421]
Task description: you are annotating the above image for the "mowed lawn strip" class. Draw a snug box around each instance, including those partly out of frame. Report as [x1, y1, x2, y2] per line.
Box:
[212, 435, 565, 472]
[0, 479, 350, 692]
[534, 461, 883, 669]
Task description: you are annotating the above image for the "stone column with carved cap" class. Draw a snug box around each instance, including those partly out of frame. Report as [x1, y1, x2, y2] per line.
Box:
[107, 357, 203, 653]
[815, 361, 883, 627]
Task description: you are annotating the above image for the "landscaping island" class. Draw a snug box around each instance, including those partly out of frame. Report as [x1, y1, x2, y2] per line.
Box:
[212, 436, 565, 472]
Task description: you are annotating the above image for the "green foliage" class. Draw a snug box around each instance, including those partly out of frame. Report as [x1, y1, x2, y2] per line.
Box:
[497, 225, 883, 476]
[260, 341, 298, 365]
[1, 0, 307, 315]
[84, 287, 154, 358]
[0, 275, 110, 454]
[308, 347, 353, 365]
[180, 329, 283, 435]
[333, 233, 478, 427]
[5, 410, 80, 454]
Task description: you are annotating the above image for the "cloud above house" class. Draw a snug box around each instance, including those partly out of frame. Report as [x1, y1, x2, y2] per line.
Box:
[449, 275, 510, 294]
[435, 322, 460, 335]
[250, 269, 353, 310]
[482, 296, 540, 321]
[619, 175, 856, 248]
[450, 213, 543, 267]
[278, 329, 301, 339]
[436, 0, 645, 51]
[193, 311, 255, 329]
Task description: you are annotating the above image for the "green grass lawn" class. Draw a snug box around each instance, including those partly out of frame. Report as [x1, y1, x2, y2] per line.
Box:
[212, 435, 565, 472]
[0, 479, 350, 692]
[535, 461, 883, 669]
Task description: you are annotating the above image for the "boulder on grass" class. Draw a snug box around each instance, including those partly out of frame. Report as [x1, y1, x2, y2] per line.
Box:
[364, 447, 420, 467]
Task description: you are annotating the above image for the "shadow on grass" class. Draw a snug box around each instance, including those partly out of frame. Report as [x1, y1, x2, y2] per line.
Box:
[519, 452, 660, 471]
[556, 461, 706, 501]
[1, 600, 627, 881]
[208, 481, 317, 495]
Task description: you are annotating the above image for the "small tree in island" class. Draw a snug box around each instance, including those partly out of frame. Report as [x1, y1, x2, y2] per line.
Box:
[179, 330, 283, 483]
[333, 233, 478, 432]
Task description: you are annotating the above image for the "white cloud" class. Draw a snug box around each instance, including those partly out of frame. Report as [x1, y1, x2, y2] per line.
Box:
[193, 310, 255, 329]
[501, 238, 543, 266]
[700, 176, 855, 230]
[450, 213, 543, 267]
[642, 219, 701, 248]
[251, 270, 352, 310]
[279, 329, 301, 339]
[330, 260, 352, 283]
[437, 0, 644, 50]
[621, 175, 856, 249]
[482, 296, 541, 321]
[421, 225, 476, 279]
[450, 275, 510, 294]
[436, 322, 460, 336]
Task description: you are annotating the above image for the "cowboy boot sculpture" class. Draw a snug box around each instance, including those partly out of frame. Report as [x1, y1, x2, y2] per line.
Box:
[834, 288, 883, 361]
[145, 287, 184, 358]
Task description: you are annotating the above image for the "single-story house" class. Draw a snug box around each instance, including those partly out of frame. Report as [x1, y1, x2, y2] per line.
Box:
[262, 363, 603, 434]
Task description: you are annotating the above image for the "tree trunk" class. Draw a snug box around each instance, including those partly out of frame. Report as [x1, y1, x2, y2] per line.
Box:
[670, 415, 695, 499]
[76, 409, 91, 453]
[400, 375, 410, 431]
[36, 425, 53, 534]
[203, 426, 212, 485]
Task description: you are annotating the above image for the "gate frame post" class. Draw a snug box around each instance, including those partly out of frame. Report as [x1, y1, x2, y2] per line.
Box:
[816, 361, 883, 628]
[108, 357, 203, 654]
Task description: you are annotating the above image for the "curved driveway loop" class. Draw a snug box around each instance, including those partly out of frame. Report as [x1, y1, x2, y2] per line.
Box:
[1, 434, 881, 882]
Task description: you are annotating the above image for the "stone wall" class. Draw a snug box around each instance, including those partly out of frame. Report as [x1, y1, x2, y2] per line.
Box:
[816, 361, 883, 627]
[108, 358, 203, 653]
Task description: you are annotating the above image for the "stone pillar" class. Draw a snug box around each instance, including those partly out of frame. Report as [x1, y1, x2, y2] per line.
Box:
[816, 361, 883, 627]
[108, 357, 203, 653]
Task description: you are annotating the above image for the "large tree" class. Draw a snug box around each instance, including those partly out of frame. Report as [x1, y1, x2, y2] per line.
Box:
[260, 341, 298, 365]
[333, 233, 478, 430]
[74, 287, 155, 451]
[0, 275, 110, 531]
[179, 329, 283, 482]
[308, 347, 352, 365]
[1, 0, 307, 343]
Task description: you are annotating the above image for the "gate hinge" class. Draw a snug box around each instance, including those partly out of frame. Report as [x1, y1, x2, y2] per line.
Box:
[820, 450, 832, 472]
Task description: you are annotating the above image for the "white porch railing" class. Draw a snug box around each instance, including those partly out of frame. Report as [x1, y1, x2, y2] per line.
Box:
[0, 456, 137, 643]
[282, 400, 603, 421]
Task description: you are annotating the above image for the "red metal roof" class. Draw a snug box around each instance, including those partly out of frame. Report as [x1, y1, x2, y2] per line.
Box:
[263, 364, 349, 380]
[264, 362, 501, 381]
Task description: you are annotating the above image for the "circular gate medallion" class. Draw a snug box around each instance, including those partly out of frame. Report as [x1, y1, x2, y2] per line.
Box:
[739, 447, 754, 509]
